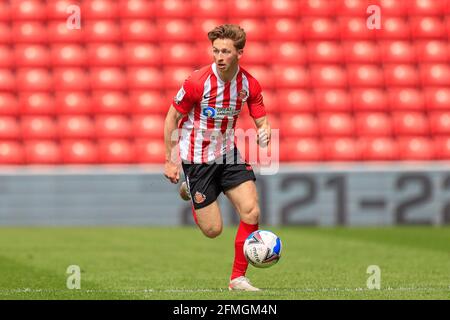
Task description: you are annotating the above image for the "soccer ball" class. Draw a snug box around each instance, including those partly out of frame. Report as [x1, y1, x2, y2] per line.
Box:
[243, 230, 282, 268]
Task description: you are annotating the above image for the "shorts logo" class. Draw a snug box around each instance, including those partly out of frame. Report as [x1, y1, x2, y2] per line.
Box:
[202, 106, 216, 118]
[238, 90, 249, 102]
[194, 191, 206, 204]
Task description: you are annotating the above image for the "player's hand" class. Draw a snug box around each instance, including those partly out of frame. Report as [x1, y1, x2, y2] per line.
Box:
[257, 125, 271, 148]
[164, 161, 180, 184]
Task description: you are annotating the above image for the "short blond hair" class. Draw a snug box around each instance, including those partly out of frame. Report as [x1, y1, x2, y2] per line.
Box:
[207, 24, 246, 50]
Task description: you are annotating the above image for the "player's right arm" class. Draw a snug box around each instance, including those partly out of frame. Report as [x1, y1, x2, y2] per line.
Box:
[164, 105, 185, 184]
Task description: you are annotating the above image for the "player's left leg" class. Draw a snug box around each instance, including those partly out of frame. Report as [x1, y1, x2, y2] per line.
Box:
[224, 179, 261, 291]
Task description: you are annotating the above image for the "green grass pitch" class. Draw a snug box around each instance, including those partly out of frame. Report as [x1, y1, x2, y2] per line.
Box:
[0, 226, 448, 300]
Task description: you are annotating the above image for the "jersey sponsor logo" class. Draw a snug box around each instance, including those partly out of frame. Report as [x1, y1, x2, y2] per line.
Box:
[202, 106, 216, 118]
[194, 191, 206, 204]
[174, 87, 186, 105]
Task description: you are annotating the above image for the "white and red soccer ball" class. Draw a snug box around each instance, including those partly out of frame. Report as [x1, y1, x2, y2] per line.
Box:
[243, 230, 282, 268]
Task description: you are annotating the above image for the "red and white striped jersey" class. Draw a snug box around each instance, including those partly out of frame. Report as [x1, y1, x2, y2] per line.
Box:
[173, 63, 266, 163]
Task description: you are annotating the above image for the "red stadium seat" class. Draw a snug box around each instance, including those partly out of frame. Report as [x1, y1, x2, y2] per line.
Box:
[307, 42, 343, 63]
[130, 91, 168, 114]
[163, 67, 193, 89]
[121, 20, 158, 42]
[53, 68, 90, 91]
[434, 137, 450, 159]
[343, 41, 380, 63]
[135, 139, 165, 163]
[377, 0, 408, 16]
[380, 41, 416, 63]
[408, 0, 446, 16]
[95, 115, 132, 139]
[376, 18, 410, 40]
[21, 116, 57, 139]
[355, 112, 392, 136]
[0, 93, 19, 116]
[12, 22, 47, 43]
[0, 69, 16, 91]
[82, 0, 119, 19]
[229, 19, 267, 41]
[348, 65, 384, 87]
[90, 68, 126, 90]
[0, 2, 11, 21]
[411, 17, 446, 39]
[415, 41, 449, 62]
[282, 138, 322, 162]
[132, 115, 165, 138]
[16, 68, 53, 91]
[55, 92, 92, 115]
[263, 0, 300, 17]
[337, 0, 369, 16]
[269, 42, 307, 65]
[98, 139, 135, 164]
[300, 0, 336, 16]
[280, 114, 318, 137]
[58, 116, 95, 139]
[397, 137, 434, 160]
[192, 19, 227, 41]
[274, 66, 309, 89]
[0, 23, 11, 43]
[61, 140, 98, 164]
[0, 141, 24, 164]
[0, 46, 14, 68]
[245, 66, 275, 89]
[388, 88, 425, 111]
[47, 21, 83, 43]
[162, 43, 198, 66]
[92, 91, 130, 114]
[14, 45, 50, 67]
[25, 140, 61, 164]
[240, 42, 269, 65]
[339, 17, 375, 40]
[425, 88, 450, 110]
[127, 67, 164, 90]
[227, 0, 264, 18]
[352, 89, 388, 112]
[51, 45, 87, 67]
[311, 65, 347, 88]
[11, 0, 46, 20]
[156, 0, 192, 18]
[315, 89, 351, 112]
[47, 0, 81, 19]
[277, 89, 315, 113]
[319, 113, 354, 137]
[193, 0, 228, 18]
[0, 117, 20, 139]
[392, 112, 429, 136]
[420, 64, 450, 86]
[359, 137, 398, 161]
[323, 138, 360, 161]
[19, 93, 55, 115]
[85, 20, 121, 42]
[124, 43, 162, 66]
[429, 112, 450, 135]
[196, 41, 215, 66]
[384, 65, 420, 87]
[302, 18, 339, 40]
[158, 19, 193, 42]
[118, 0, 155, 18]
[87, 44, 124, 66]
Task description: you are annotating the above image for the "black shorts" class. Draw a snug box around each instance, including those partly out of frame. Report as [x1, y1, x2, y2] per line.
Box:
[181, 149, 256, 209]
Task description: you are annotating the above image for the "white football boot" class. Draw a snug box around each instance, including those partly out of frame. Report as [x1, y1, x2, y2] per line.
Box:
[179, 181, 191, 201]
[228, 276, 261, 292]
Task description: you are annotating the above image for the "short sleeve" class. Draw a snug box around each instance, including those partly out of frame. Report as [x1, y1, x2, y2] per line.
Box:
[247, 79, 267, 119]
[173, 76, 198, 114]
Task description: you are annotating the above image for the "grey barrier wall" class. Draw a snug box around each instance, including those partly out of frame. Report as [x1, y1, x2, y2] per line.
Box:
[0, 163, 449, 226]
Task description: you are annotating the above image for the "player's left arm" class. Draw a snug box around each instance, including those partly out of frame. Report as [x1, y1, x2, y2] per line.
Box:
[254, 116, 271, 147]
[247, 78, 270, 147]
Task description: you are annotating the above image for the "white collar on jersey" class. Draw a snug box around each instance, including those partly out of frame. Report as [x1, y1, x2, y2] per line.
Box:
[211, 63, 240, 83]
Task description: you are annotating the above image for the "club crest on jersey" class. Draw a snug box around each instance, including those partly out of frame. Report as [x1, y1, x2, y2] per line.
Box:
[194, 191, 206, 204]
[202, 106, 216, 118]
[174, 87, 186, 105]
[238, 89, 249, 102]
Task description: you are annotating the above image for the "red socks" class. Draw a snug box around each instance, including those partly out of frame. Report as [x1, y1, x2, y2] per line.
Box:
[230, 221, 258, 280]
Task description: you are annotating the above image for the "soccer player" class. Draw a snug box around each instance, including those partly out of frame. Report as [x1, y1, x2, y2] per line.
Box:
[163, 24, 271, 291]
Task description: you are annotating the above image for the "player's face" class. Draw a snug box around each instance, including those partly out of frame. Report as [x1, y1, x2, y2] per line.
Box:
[212, 38, 243, 73]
